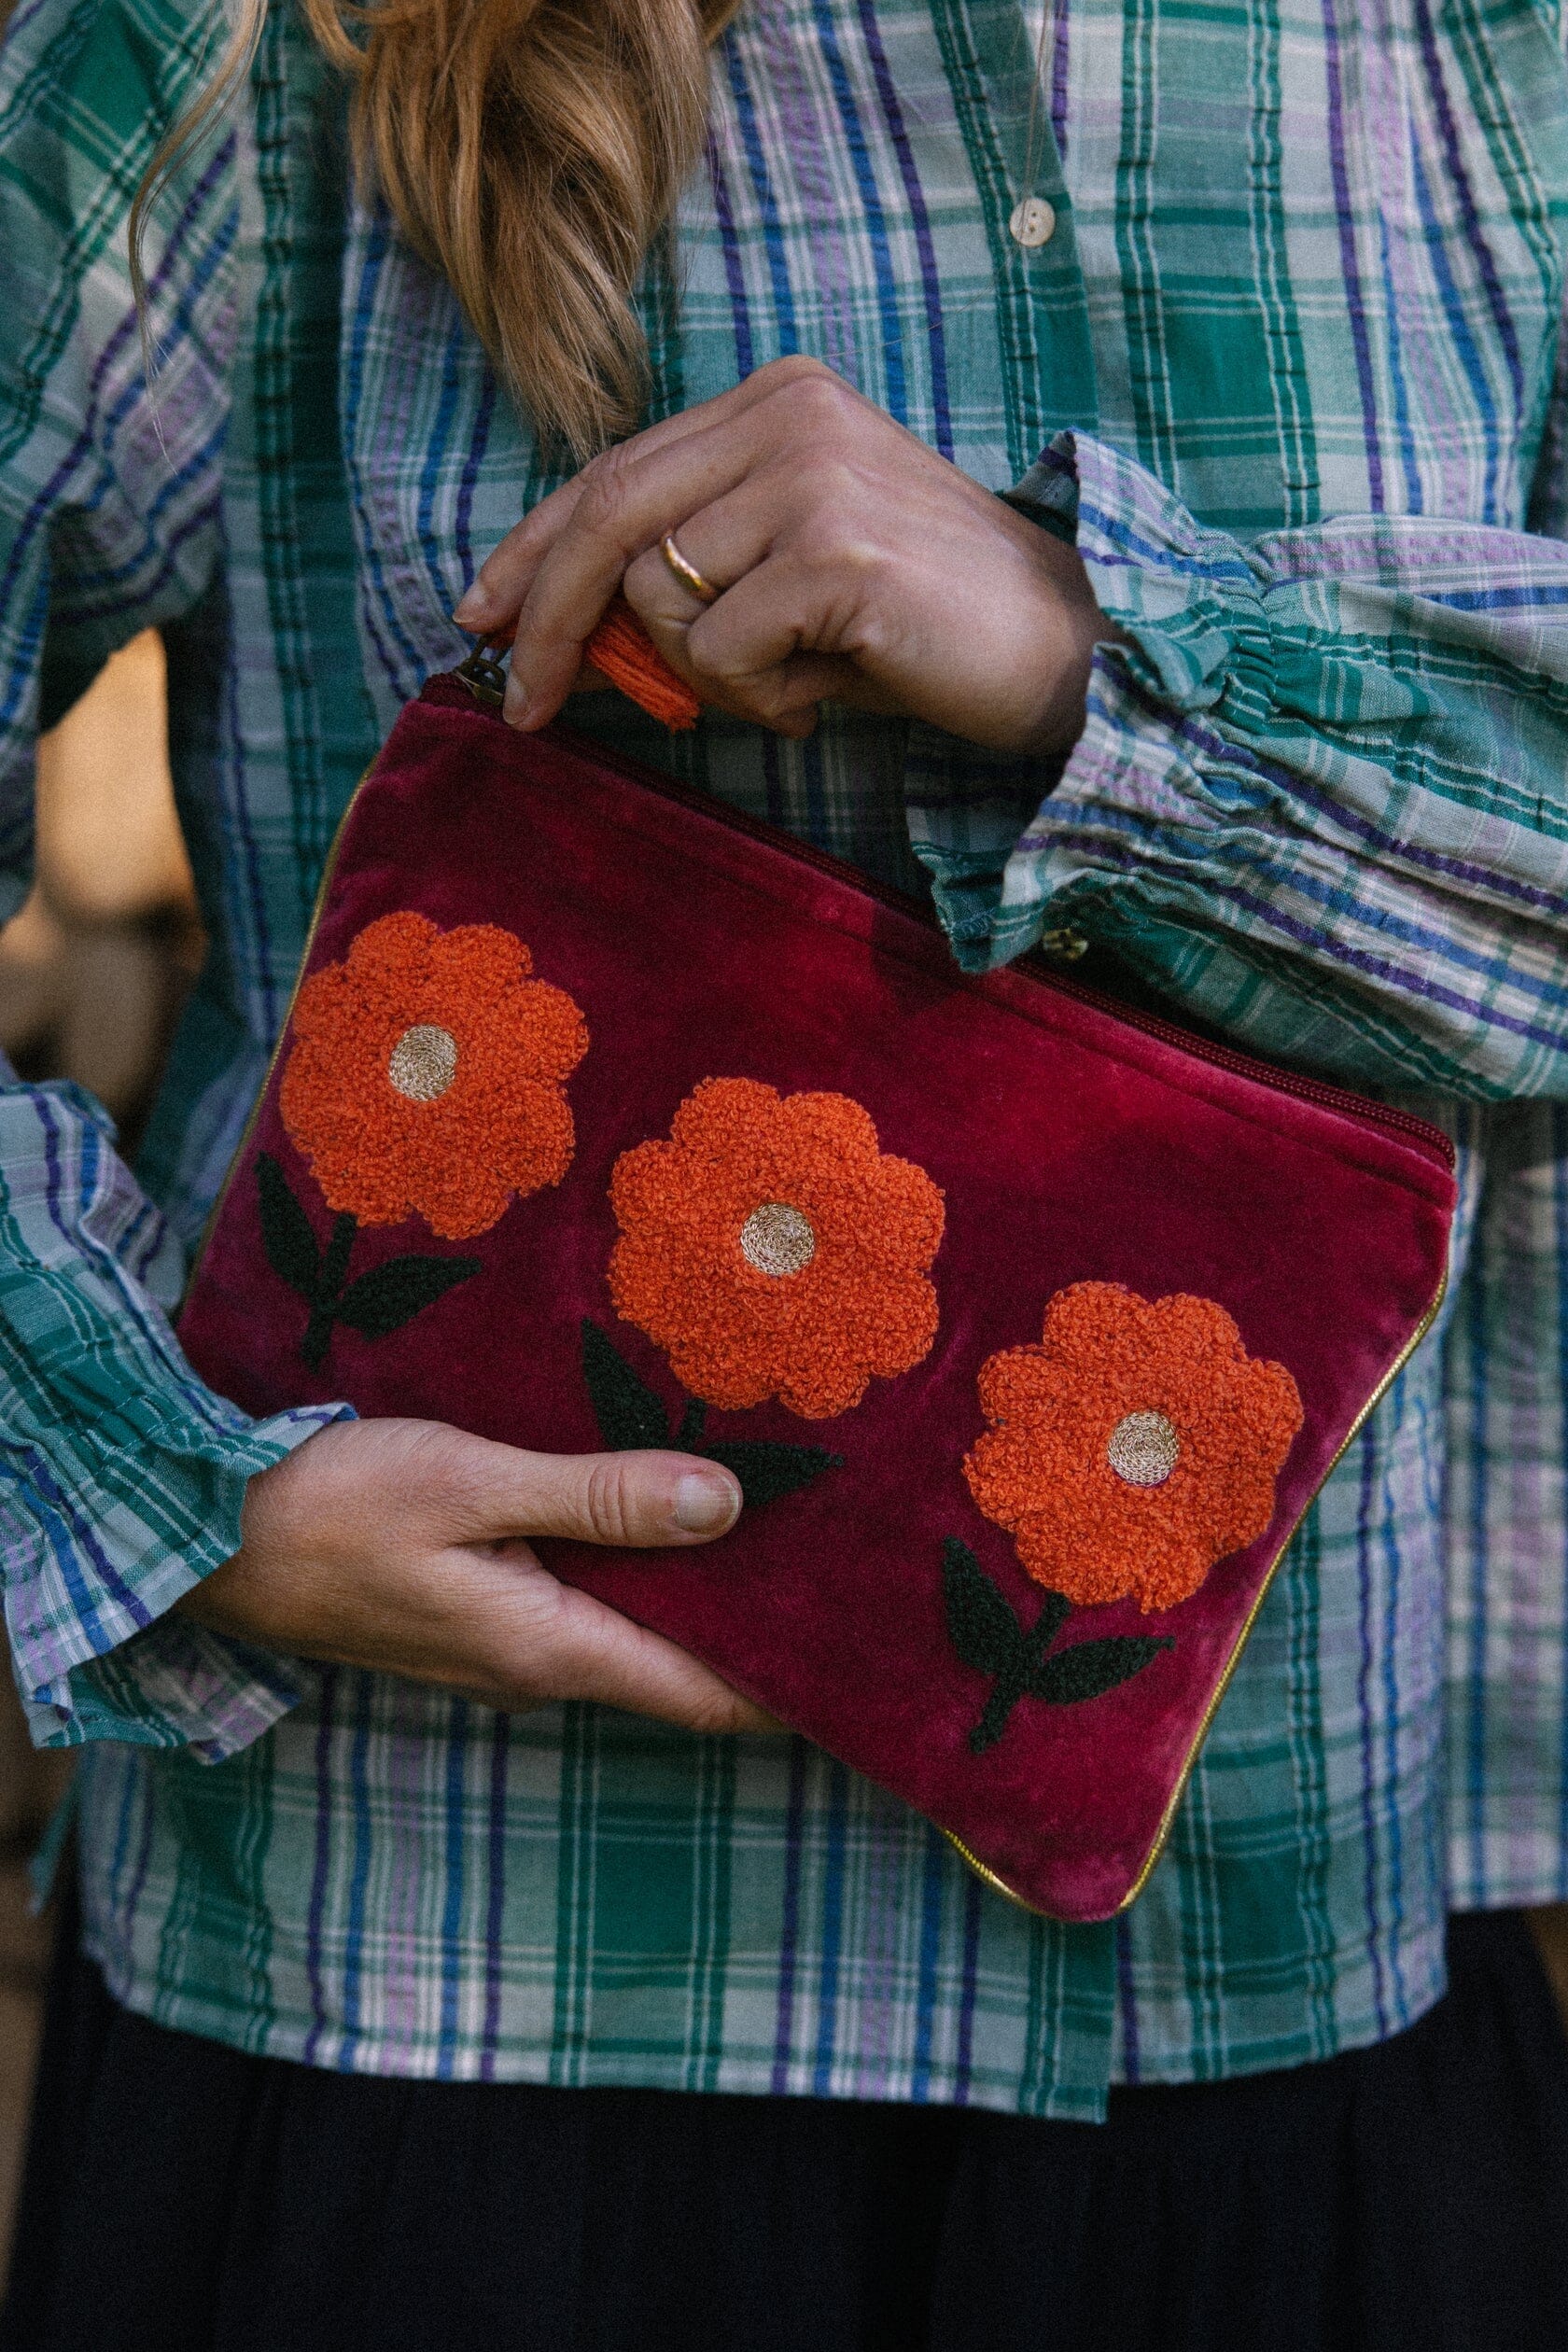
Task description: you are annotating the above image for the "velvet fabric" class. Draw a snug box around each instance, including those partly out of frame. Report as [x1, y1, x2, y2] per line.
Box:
[179, 681, 1457, 1922]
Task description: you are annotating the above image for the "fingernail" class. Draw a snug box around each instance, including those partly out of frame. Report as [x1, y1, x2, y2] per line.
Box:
[454, 583, 491, 625]
[674, 1471, 740, 1534]
[503, 679, 531, 728]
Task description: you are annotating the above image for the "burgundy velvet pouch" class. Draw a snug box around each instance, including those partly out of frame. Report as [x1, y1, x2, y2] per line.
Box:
[179, 666, 1456, 1923]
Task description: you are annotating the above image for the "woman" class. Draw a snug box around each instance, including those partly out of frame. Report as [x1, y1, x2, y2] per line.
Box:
[1, 0, 1566, 2343]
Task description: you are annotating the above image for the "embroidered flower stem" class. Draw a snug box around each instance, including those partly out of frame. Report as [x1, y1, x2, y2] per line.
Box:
[258, 1154, 482, 1368]
[942, 1538, 1172, 1753]
[301, 1211, 358, 1367]
[581, 1319, 842, 1510]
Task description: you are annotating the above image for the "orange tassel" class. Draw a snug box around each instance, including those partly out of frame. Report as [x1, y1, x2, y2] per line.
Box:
[584, 596, 700, 731]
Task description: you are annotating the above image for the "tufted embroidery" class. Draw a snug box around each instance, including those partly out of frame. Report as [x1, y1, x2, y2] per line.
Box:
[964, 1283, 1302, 1615]
[280, 911, 588, 1241]
[608, 1077, 944, 1419]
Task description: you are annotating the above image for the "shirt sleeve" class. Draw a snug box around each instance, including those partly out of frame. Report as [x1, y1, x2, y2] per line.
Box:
[0, 0, 351, 1762]
[0, 1065, 350, 1760]
[908, 430, 1568, 1100]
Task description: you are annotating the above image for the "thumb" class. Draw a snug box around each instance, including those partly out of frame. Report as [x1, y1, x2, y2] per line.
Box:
[461, 1442, 743, 1549]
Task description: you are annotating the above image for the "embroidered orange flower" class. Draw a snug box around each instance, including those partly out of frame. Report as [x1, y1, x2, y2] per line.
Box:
[279, 912, 588, 1240]
[964, 1283, 1303, 1614]
[609, 1077, 945, 1418]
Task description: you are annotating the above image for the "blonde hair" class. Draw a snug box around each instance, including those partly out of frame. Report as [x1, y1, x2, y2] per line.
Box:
[132, 0, 736, 457]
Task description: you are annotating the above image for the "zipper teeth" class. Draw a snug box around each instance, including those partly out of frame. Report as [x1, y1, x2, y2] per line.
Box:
[430, 675, 1457, 1175]
[1022, 972, 1454, 1156]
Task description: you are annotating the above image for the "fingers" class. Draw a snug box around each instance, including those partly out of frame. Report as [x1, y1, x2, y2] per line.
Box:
[203, 1416, 777, 1737]
[449, 354, 1104, 749]
[512, 1580, 779, 1733]
[497, 421, 764, 723]
[455, 359, 879, 727]
[617, 485, 767, 632]
[608, 494, 831, 735]
[453, 357, 836, 642]
[450, 1438, 743, 1550]
[616, 530, 852, 735]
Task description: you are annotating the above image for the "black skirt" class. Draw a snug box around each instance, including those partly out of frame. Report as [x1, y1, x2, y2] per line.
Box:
[5, 1906, 1567, 2352]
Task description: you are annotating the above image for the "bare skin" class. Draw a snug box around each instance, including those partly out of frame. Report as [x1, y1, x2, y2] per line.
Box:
[182, 1419, 774, 1733]
[190, 357, 1106, 1726]
[455, 354, 1112, 753]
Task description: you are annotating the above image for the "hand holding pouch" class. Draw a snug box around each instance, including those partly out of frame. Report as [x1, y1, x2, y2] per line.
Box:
[179, 665, 1457, 1922]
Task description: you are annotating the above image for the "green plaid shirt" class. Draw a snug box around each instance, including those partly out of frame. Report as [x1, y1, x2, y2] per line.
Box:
[2, 0, 1567, 2116]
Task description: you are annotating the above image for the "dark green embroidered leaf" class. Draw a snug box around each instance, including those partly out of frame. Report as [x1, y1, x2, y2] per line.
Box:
[257, 1154, 320, 1297]
[676, 1396, 707, 1450]
[581, 1319, 670, 1449]
[1029, 1635, 1173, 1707]
[1019, 1587, 1072, 1672]
[300, 1308, 335, 1373]
[320, 1211, 357, 1302]
[942, 1538, 1024, 1680]
[970, 1680, 1027, 1755]
[333, 1253, 483, 1337]
[702, 1441, 842, 1508]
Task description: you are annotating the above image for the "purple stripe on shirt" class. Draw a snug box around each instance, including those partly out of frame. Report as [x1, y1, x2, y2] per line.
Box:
[761, 0, 861, 386]
[708, 138, 759, 380]
[1410, 0, 1524, 422]
[951, 1868, 984, 2105]
[1050, 0, 1071, 161]
[1318, 0, 1385, 511]
[855, 0, 953, 455]
[851, 1796, 899, 2100]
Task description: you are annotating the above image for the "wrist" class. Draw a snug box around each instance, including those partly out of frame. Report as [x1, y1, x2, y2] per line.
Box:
[1022, 537, 1120, 760]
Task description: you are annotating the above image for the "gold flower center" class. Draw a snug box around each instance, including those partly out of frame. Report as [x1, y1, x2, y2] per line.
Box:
[387, 1023, 458, 1103]
[739, 1201, 817, 1279]
[1107, 1409, 1180, 1488]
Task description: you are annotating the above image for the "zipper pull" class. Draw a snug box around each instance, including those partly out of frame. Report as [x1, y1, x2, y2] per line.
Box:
[453, 642, 508, 709]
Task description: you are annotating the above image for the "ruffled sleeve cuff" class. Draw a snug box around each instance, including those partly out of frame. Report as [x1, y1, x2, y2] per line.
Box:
[908, 429, 1568, 1096]
[0, 1076, 352, 1763]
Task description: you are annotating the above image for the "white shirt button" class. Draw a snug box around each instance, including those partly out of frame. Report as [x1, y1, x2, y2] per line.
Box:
[1009, 196, 1057, 249]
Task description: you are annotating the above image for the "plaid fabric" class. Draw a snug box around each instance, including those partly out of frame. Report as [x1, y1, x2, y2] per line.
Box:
[0, 0, 1565, 2115]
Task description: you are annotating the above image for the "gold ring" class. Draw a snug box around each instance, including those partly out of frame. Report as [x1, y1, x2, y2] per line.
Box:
[660, 532, 721, 605]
